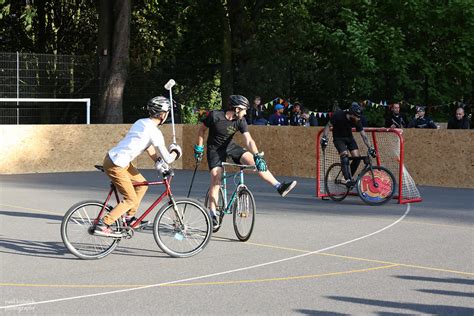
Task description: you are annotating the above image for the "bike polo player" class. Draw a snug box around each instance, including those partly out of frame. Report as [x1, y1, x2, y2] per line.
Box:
[321, 102, 375, 186]
[194, 95, 297, 228]
[94, 96, 182, 237]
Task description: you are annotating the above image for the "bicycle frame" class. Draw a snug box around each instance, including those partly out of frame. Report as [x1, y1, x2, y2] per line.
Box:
[95, 171, 179, 229]
[220, 162, 255, 214]
[350, 156, 372, 181]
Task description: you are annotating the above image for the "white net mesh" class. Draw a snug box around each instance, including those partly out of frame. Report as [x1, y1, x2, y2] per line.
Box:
[317, 128, 421, 203]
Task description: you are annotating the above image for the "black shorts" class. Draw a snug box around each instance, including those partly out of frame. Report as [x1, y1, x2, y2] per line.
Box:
[333, 137, 359, 154]
[207, 142, 246, 170]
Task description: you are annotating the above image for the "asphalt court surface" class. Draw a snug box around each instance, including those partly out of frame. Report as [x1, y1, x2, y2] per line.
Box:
[0, 169, 473, 315]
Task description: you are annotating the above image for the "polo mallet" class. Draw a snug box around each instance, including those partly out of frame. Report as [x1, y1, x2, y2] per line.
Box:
[187, 160, 200, 198]
[164, 79, 177, 143]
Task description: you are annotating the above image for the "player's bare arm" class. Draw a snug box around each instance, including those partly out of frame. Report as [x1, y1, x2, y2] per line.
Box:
[360, 130, 371, 148]
[196, 123, 208, 147]
[242, 132, 259, 155]
[322, 121, 332, 139]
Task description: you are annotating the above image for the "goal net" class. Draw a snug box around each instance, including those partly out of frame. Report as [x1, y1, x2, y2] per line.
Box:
[316, 128, 422, 204]
[0, 98, 91, 124]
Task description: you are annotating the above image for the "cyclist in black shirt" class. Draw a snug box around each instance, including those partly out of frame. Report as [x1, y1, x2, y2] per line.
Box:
[194, 95, 297, 228]
[321, 102, 374, 185]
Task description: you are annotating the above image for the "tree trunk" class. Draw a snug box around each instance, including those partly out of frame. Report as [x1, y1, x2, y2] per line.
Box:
[98, 0, 130, 123]
[220, 0, 233, 108]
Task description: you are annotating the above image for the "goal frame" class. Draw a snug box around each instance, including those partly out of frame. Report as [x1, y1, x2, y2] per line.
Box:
[316, 127, 422, 204]
[0, 98, 91, 124]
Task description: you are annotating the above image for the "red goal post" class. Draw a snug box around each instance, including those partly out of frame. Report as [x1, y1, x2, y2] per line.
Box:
[316, 128, 422, 204]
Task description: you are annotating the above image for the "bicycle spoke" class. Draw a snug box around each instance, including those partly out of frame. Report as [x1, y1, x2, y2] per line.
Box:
[61, 201, 120, 260]
[154, 199, 211, 258]
[233, 188, 255, 241]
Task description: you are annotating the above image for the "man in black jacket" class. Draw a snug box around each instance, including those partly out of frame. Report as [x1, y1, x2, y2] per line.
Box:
[408, 106, 438, 129]
[447, 107, 470, 129]
[385, 103, 407, 128]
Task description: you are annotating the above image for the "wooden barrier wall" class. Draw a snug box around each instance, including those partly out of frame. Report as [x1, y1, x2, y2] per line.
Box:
[1, 124, 473, 188]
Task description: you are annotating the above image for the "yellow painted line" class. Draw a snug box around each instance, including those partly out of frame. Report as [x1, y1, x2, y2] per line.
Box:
[0, 283, 138, 289]
[245, 241, 474, 276]
[0, 264, 398, 289]
[317, 253, 474, 276]
[403, 220, 471, 229]
[2, 203, 473, 277]
[160, 264, 399, 287]
[0, 203, 62, 217]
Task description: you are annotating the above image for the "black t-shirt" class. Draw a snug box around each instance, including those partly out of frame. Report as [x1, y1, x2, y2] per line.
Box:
[330, 110, 363, 138]
[447, 117, 470, 129]
[385, 113, 408, 128]
[203, 110, 248, 149]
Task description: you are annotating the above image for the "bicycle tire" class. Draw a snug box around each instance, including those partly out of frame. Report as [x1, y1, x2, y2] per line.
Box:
[324, 163, 350, 202]
[357, 166, 396, 205]
[233, 187, 256, 241]
[61, 200, 121, 260]
[153, 198, 212, 258]
[204, 187, 225, 233]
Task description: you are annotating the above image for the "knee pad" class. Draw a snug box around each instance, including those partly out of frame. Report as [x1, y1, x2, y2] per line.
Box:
[340, 154, 351, 180]
[340, 154, 350, 166]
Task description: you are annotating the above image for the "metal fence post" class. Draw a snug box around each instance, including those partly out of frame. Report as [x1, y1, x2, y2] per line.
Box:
[16, 51, 19, 125]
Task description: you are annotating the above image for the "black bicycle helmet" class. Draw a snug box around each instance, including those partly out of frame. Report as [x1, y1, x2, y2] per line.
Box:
[147, 96, 170, 117]
[228, 95, 250, 110]
[348, 102, 362, 117]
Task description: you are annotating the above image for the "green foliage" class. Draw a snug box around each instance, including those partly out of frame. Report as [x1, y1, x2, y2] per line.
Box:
[363, 105, 386, 127]
[2, 0, 473, 123]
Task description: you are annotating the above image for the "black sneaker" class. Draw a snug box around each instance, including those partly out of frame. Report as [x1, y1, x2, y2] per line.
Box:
[277, 181, 297, 197]
[211, 215, 220, 229]
[126, 216, 149, 229]
[340, 179, 356, 188]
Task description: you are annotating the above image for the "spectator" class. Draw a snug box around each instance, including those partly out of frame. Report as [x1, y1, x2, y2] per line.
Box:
[408, 106, 438, 129]
[247, 96, 268, 125]
[300, 107, 313, 127]
[290, 102, 304, 126]
[268, 104, 288, 126]
[308, 111, 318, 126]
[385, 103, 408, 128]
[447, 107, 470, 129]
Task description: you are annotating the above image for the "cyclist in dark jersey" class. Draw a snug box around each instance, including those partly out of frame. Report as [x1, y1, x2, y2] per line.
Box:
[321, 102, 375, 185]
[194, 95, 297, 228]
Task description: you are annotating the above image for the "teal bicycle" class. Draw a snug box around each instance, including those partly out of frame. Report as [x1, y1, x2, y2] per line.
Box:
[204, 162, 256, 241]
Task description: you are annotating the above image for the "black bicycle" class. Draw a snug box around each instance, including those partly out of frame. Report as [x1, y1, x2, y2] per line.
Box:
[324, 150, 396, 205]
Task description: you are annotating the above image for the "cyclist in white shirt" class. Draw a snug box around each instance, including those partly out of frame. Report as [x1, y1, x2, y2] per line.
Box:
[94, 96, 182, 236]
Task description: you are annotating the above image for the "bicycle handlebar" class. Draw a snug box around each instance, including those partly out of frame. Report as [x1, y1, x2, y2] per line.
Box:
[221, 162, 257, 170]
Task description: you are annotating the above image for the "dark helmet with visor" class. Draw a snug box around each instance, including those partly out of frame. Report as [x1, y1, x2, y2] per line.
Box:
[348, 102, 362, 117]
[228, 95, 250, 110]
[147, 96, 170, 117]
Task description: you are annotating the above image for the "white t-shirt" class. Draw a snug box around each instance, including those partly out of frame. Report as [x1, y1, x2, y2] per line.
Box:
[108, 118, 173, 167]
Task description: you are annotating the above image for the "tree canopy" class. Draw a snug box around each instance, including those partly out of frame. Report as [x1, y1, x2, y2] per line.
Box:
[1, 0, 473, 123]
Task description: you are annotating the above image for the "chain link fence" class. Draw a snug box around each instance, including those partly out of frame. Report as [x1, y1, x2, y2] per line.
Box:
[0, 52, 99, 124]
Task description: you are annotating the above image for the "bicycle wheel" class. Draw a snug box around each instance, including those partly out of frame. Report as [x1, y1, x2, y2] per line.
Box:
[233, 187, 256, 241]
[324, 163, 350, 202]
[61, 200, 121, 260]
[204, 187, 225, 233]
[153, 198, 212, 258]
[357, 166, 396, 205]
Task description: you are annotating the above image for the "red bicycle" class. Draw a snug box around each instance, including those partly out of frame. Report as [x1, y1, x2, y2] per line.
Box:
[60, 164, 212, 259]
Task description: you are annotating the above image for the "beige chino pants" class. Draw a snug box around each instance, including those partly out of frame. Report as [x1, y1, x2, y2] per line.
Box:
[102, 155, 148, 225]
